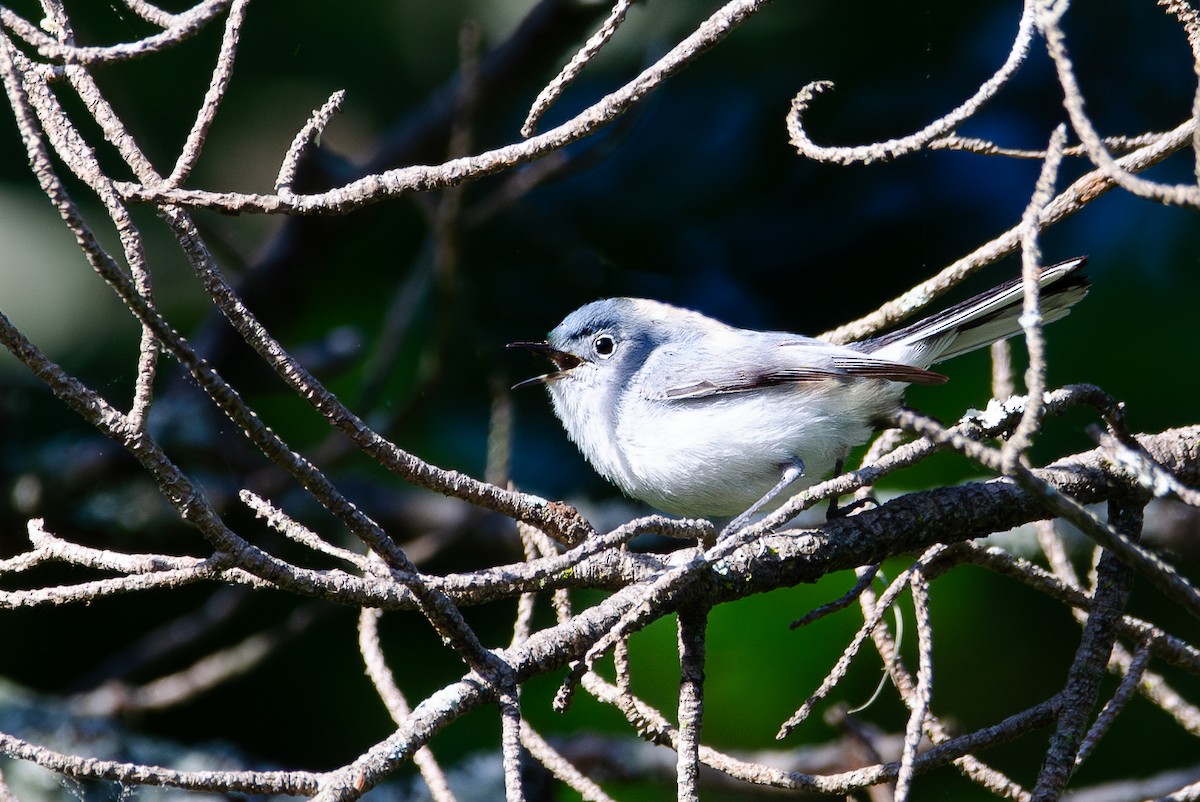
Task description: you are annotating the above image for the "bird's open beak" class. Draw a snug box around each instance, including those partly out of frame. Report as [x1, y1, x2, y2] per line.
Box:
[507, 341, 584, 389]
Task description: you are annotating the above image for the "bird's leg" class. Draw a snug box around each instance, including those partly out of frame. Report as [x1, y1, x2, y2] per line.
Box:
[825, 458, 845, 520]
[719, 459, 805, 539]
[826, 455, 879, 520]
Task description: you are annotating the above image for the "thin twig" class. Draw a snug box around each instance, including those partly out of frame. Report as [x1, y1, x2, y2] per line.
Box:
[522, 0, 635, 136]
[895, 554, 937, 801]
[1075, 639, 1153, 768]
[1002, 124, 1068, 469]
[1037, 518, 1080, 587]
[791, 564, 881, 629]
[819, 119, 1196, 344]
[780, 565, 921, 737]
[165, 0, 248, 186]
[0, 729, 322, 795]
[896, 409, 1200, 622]
[241, 490, 372, 571]
[521, 723, 616, 802]
[71, 603, 324, 715]
[786, 0, 1037, 165]
[121, 0, 188, 28]
[358, 606, 458, 802]
[858, 560, 1033, 801]
[0, 1, 231, 64]
[1038, 1, 1200, 208]
[1093, 426, 1200, 507]
[275, 89, 347, 193]
[928, 131, 1169, 158]
[115, 0, 777, 215]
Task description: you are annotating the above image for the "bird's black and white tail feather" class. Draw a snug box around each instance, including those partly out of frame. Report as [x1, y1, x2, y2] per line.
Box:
[863, 257, 1089, 369]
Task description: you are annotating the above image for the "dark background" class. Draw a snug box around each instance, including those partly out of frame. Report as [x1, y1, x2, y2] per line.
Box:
[0, 1, 1197, 799]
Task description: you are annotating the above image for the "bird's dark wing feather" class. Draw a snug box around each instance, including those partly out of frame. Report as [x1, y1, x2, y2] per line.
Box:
[829, 356, 948, 386]
[644, 337, 946, 401]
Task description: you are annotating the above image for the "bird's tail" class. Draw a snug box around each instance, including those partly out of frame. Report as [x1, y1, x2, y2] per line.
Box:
[864, 257, 1090, 368]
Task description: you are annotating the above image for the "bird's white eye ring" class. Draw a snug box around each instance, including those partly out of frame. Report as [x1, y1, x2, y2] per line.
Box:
[593, 334, 616, 358]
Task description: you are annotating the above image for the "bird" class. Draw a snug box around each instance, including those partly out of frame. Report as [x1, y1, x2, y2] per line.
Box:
[510, 257, 1089, 524]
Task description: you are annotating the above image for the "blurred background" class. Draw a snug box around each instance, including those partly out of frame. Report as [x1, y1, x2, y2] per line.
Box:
[0, 0, 1198, 799]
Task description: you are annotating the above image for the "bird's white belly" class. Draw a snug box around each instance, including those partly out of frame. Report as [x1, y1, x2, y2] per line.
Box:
[614, 382, 895, 517]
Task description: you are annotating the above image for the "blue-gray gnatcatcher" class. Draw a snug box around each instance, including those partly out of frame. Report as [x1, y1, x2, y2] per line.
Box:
[511, 258, 1089, 525]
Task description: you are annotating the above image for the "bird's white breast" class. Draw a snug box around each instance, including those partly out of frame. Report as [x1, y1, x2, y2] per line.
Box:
[612, 377, 901, 516]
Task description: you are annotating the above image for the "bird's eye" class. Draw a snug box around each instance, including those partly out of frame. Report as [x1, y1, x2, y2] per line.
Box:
[593, 334, 616, 358]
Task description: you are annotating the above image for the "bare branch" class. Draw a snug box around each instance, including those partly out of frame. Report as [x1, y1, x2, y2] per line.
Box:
[929, 130, 1170, 158]
[676, 602, 708, 802]
[72, 604, 323, 715]
[1003, 125, 1068, 468]
[791, 564, 881, 629]
[241, 489, 373, 572]
[780, 561, 923, 738]
[1037, 1, 1200, 208]
[113, 0, 775, 215]
[0, 729, 322, 795]
[499, 688, 526, 802]
[1, 0, 233, 64]
[786, 0, 1037, 165]
[895, 551, 938, 801]
[121, 0, 193, 29]
[896, 410, 1200, 622]
[819, 120, 1196, 344]
[521, 723, 616, 802]
[1093, 427, 1200, 507]
[358, 606, 457, 802]
[1076, 639, 1153, 768]
[1032, 502, 1140, 800]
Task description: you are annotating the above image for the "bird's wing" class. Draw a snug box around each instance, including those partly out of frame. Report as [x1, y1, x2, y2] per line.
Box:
[641, 336, 946, 401]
